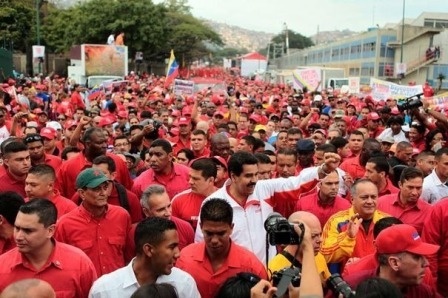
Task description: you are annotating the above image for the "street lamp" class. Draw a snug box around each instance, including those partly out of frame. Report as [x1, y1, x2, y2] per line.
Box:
[400, 0, 405, 63]
[283, 22, 289, 56]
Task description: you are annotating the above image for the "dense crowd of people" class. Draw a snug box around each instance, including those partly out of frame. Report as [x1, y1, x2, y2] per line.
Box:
[0, 71, 446, 297]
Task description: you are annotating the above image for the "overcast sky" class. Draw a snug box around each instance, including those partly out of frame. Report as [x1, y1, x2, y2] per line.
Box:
[154, 0, 446, 36]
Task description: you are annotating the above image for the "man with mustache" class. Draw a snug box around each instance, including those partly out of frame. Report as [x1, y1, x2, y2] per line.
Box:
[195, 151, 341, 263]
[132, 139, 190, 200]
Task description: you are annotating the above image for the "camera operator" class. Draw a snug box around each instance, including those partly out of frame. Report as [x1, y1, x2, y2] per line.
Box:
[251, 223, 324, 298]
[268, 211, 330, 285]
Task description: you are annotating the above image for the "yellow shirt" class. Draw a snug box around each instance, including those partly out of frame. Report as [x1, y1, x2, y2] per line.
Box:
[268, 251, 331, 283]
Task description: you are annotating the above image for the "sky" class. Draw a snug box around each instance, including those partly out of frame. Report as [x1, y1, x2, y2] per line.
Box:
[154, 0, 447, 36]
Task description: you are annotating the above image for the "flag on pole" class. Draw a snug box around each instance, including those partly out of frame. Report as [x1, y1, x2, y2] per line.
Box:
[165, 49, 179, 87]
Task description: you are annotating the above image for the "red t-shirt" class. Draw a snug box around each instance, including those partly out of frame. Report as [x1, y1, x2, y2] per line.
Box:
[26, 190, 76, 219]
[176, 241, 268, 298]
[0, 170, 26, 198]
[132, 163, 190, 200]
[295, 192, 351, 228]
[55, 204, 132, 277]
[0, 241, 97, 297]
[172, 189, 206, 229]
[56, 152, 133, 199]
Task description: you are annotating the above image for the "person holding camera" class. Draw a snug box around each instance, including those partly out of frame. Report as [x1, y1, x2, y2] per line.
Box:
[250, 222, 324, 298]
[268, 211, 330, 285]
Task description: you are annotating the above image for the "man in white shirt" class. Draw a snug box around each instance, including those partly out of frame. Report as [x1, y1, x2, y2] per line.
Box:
[195, 151, 341, 263]
[422, 147, 448, 204]
[89, 217, 200, 298]
[377, 115, 409, 143]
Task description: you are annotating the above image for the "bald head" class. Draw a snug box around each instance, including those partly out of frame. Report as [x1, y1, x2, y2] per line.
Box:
[196, 121, 209, 134]
[0, 279, 56, 298]
[289, 211, 321, 229]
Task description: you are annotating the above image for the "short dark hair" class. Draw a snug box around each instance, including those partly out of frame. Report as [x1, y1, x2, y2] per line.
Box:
[134, 217, 177, 254]
[192, 129, 207, 138]
[387, 116, 403, 126]
[177, 148, 195, 162]
[82, 127, 104, 143]
[373, 217, 403, 239]
[0, 137, 19, 155]
[399, 167, 424, 184]
[355, 277, 403, 298]
[316, 143, 337, 153]
[3, 141, 28, 157]
[0, 192, 25, 225]
[241, 135, 256, 147]
[150, 139, 173, 154]
[228, 151, 258, 176]
[61, 146, 81, 160]
[200, 198, 233, 225]
[28, 164, 56, 181]
[330, 137, 348, 150]
[93, 155, 117, 173]
[350, 130, 365, 139]
[113, 135, 129, 145]
[263, 150, 276, 157]
[411, 123, 426, 135]
[367, 156, 390, 176]
[277, 148, 297, 161]
[19, 198, 57, 227]
[190, 158, 217, 179]
[253, 138, 265, 152]
[396, 141, 412, 152]
[435, 147, 448, 160]
[350, 179, 376, 198]
[131, 283, 178, 298]
[416, 150, 435, 161]
[254, 153, 271, 165]
[286, 127, 302, 136]
[215, 272, 261, 298]
[23, 133, 43, 145]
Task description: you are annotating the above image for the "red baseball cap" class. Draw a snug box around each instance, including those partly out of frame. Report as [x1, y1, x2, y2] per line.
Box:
[40, 127, 57, 140]
[214, 111, 225, 118]
[99, 117, 114, 127]
[64, 120, 78, 130]
[367, 112, 380, 121]
[249, 114, 261, 123]
[178, 117, 190, 126]
[211, 156, 228, 170]
[376, 224, 439, 255]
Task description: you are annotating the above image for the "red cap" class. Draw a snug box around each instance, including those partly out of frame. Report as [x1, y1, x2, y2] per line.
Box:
[367, 112, 380, 121]
[170, 127, 179, 136]
[249, 114, 261, 123]
[178, 117, 190, 125]
[33, 108, 46, 115]
[171, 110, 181, 118]
[211, 156, 228, 169]
[214, 111, 225, 118]
[239, 107, 249, 114]
[40, 127, 57, 140]
[99, 117, 115, 127]
[64, 120, 78, 130]
[391, 107, 400, 115]
[376, 224, 439, 255]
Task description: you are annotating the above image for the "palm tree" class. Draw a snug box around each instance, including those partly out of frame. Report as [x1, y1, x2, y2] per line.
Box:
[437, 73, 446, 92]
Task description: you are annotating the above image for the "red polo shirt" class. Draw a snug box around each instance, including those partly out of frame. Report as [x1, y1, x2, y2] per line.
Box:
[340, 157, 365, 180]
[194, 146, 211, 159]
[56, 152, 133, 199]
[55, 204, 132, 276]
[132, 163, 190, 200]
[172, 137, 191, 155]
[377, 193, 431, 234]
[0, 241, 97, 298]
[26, 190, 77, 219]
[378, 179, 400, 197]
[70, 183, 143, 223]
[295, 192, 351, 228]
[343, 253, 435, 288]
[44, 153, 62, 172]
[411, 139, 426, 153]
[0, 170, 26, 197]
[172, 189, 207, 229]
[176, 241, 268, 298]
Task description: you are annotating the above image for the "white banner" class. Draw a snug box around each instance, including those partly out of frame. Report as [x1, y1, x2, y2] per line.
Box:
[173, 79, 195, 96]
[32, 45, 45, 58]
[348, 77, 360, 94]
[370, 78, 423, 101]
[292, 68, 322, 91]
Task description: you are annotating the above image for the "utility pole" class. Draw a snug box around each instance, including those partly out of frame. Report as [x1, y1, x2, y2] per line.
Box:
[36, 0, 42, 74]
[283, 22, 289, 55]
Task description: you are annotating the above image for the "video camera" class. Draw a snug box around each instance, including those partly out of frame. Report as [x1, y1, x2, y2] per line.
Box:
[264, 212, 304, 246]
[397, 93, 424, 112]
[326, 274, 356, 298]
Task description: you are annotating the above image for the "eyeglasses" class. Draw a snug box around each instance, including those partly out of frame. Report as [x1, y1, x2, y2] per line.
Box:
[24, 135, 43, 143]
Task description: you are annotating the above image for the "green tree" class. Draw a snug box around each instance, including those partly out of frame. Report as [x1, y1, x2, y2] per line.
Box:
[271, 29, 314, 51]
[0, 2, 34, 52]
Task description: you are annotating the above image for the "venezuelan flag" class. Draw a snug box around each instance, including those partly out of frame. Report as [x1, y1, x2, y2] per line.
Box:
[164, 49, 179, 87]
